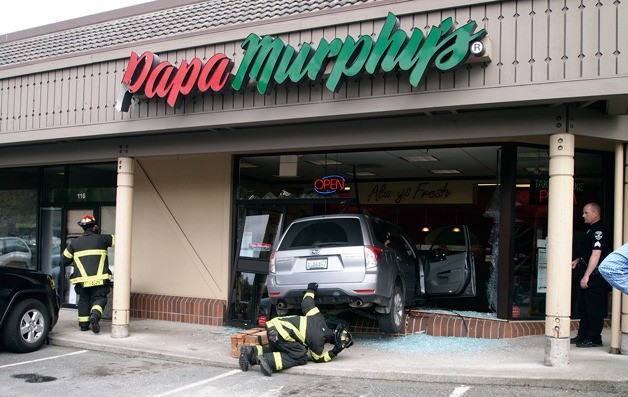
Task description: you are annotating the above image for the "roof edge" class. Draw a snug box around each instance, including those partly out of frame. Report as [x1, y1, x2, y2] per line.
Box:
[0, 0, 206, 43]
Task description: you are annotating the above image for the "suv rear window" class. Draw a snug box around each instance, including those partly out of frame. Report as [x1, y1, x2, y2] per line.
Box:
[279, 218, 364, 249]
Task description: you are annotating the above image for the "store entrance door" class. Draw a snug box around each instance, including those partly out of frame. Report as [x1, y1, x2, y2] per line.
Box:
[53, 207, 116, 307]
[228, 206, 286, 327]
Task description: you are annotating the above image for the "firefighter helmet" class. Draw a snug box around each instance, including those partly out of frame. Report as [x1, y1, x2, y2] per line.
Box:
[334, 324, 354, 349]
[78, 215, 97, 228]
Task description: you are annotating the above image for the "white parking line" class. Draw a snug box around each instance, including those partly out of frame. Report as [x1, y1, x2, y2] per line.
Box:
[152, 369, 240, 397]
[0, 350, 88, 369]
[450, 385, 471, 397]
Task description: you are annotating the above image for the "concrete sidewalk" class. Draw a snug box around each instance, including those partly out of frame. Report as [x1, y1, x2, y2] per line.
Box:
[49, 309, 628, 393]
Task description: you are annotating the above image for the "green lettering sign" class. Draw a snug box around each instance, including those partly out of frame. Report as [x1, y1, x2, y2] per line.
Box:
[233, 12, 486, 95]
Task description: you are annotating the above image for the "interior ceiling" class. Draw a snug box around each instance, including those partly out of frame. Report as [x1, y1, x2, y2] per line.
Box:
[239, 146, 554, 183]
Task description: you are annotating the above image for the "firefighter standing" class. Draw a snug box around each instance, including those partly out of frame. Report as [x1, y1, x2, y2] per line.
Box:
[239, 282, 353, 376]
[62, 215, 114, 334]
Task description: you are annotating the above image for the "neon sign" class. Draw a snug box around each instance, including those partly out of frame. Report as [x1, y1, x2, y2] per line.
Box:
[314, 175, 346, 195]
[117, 12, 488, 111]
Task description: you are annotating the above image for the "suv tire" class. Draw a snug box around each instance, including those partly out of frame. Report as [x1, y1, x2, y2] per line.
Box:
[378, 285, 404, 334]
[2, 299, 50, 353]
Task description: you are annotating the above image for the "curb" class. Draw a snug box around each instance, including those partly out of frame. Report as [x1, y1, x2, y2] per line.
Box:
[48, 335, 628, 394]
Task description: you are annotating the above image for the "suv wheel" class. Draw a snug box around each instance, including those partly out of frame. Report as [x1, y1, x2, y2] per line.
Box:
[378, 285, 404, 334]
[2, 299, 50, 353]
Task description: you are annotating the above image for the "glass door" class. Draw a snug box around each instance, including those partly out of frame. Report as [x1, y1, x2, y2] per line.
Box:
[228, 206, 286, 327]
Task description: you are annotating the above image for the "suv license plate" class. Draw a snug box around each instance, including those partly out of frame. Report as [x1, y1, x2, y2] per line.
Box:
[306, 258, 328, 270]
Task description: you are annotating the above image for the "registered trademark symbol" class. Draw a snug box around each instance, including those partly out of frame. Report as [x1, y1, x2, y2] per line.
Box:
[470, 41, 485, 56]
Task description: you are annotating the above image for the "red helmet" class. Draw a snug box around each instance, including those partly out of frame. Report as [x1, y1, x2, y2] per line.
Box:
[78, 215, 97, 227]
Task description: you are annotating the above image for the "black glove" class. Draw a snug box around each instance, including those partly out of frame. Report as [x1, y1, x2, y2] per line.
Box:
[307, 282, 318, 292]
[331, 344, 344, 356]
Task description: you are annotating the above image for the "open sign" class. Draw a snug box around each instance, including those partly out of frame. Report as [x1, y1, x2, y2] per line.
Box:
[314, 175, 346, 195]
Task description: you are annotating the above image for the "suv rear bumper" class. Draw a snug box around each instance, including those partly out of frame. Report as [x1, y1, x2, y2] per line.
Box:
[268, 288, 390, 310]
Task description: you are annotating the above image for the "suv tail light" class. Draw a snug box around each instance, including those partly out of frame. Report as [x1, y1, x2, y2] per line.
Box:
[364, 245, 382, 269]
[269, 252, 276, 273]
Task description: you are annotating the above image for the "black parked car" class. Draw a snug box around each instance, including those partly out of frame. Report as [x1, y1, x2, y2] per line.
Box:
[0, 266, 60, 353]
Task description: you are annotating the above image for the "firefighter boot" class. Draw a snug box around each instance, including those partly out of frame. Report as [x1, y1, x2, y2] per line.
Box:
[257, 355, 273, 377]
[239, 345, 257, 372]
[89, 314, 100, 334]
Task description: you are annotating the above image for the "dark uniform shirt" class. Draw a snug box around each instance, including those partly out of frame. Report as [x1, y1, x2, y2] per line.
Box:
[580, 220, 611, 274]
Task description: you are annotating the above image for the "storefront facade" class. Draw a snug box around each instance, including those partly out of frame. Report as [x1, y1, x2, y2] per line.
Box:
[1, 0, 626, 338]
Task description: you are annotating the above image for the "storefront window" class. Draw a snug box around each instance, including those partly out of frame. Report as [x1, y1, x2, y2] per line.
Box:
[513, 147, 608, 319]
[43, 163, 117, 204]
[0, 168, 39, 270]
[234, 147, 500, 319]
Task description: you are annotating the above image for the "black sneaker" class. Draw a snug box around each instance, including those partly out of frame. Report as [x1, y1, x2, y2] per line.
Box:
[239, 345, 256, 372]
[576, 338, 602, 348]
[80, 326, 89, 332]
[570, 334, 585, 344]
[90, 317, 100, 334]
[258, 356, 273, 377]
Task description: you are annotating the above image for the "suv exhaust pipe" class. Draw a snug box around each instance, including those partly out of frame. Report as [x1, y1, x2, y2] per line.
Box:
[349, 299, 364, 308]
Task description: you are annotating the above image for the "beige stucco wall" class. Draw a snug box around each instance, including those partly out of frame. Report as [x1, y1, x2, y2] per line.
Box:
[129, 153, 232, 300]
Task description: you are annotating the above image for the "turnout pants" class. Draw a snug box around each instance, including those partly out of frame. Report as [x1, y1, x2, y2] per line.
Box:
[75, 283, 110, 328]
[260, 327, 309, 373]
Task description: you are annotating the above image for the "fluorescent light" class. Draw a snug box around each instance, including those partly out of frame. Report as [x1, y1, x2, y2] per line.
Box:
[402, 155, 439, 162]
[429, 169, 461, 174]
[306, 159, 343, 166]
[239, 162, 258, 168]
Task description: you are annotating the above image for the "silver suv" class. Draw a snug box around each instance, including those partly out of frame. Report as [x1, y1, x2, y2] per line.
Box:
[266, 213, 476, 333]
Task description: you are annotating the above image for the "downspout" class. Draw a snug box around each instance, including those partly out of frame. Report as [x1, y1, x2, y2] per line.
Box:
[622, 144, 628, 354]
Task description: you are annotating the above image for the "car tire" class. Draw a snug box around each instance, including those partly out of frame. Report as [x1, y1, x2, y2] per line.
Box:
[378, 285, 405, 334]
[2, 299, 50, 353]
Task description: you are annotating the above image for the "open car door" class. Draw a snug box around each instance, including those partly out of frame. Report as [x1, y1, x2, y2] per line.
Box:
[423, 225, 476, 298]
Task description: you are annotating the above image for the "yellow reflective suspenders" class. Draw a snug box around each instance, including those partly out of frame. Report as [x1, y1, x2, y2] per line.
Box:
[67, 249, 111, 286]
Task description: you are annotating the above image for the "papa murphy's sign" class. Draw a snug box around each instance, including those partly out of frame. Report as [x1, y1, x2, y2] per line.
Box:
[116, 12, 487, 111]
[358, 181, 476, 205]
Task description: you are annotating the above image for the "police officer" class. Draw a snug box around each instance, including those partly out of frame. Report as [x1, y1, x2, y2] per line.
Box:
[62, 215, 114, 334]
[239, 282, 352, 376]
[570, 203, 611, 348]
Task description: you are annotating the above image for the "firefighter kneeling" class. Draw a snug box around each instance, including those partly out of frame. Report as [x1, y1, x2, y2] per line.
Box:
[239, 282, 353, 376]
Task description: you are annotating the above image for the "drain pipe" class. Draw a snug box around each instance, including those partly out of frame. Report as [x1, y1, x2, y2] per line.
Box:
[622, 144, 628, 354]
[112, 157, 134, 338]
[609, 143, 625, 354]
[544, 133, 575, 367]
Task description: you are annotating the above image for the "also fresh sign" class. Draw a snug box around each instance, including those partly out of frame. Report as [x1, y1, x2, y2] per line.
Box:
[117, 12, 488, 111]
